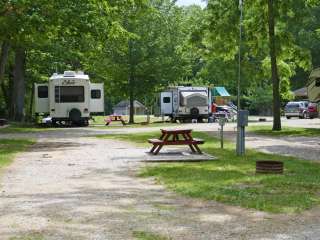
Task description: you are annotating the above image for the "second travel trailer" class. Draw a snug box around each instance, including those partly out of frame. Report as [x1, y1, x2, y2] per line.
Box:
[154, 86, 212, 122]
[34, 71, 104, 126]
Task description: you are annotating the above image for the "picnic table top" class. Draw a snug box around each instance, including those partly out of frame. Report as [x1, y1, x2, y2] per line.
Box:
[160, 129, 193, 134]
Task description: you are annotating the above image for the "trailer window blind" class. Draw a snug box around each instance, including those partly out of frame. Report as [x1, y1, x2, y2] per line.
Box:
[55, 86, 84, 103]
[91, 89, 101, 99]
[38, 86, 48, 98]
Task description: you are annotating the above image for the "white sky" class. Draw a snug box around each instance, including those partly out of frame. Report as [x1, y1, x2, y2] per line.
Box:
[176, 0, 207, 8]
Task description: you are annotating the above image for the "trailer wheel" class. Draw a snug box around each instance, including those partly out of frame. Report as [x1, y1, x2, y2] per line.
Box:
[190, 107, 199, 118]
[69, 108, 81, 123]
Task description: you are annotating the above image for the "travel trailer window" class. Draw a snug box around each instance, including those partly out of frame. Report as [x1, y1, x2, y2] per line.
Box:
[163, 97, 171, 103]
[55, 86, 84, 103]
[38, 86, 48, 98]
[91, 89, 101, 99]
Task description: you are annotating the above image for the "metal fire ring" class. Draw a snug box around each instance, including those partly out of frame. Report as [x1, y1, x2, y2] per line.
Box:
[256, 160, 284, 174]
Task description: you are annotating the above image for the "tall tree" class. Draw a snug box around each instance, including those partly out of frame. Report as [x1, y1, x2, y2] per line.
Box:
[267, 0, 281, 130]
[201, 0, 314, 126]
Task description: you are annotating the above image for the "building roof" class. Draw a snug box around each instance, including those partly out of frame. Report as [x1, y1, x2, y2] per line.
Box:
[113, 100, 145, 109]
[293, 87, 307, 97]
[212, 87, 231, 97]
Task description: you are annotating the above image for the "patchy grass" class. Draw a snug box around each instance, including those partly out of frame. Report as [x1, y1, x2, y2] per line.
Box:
[0, 139, 35, 169]
[97, 131, 161, 146]
[248, 125, 320, 137]
[100, 131, 320, 213]
[133, 231, 171, 240]
[0, 122, 57, 134]
[9, 233, 44, 240]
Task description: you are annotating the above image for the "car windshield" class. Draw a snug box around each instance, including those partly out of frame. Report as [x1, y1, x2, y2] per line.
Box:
[286, 103, 299, 108]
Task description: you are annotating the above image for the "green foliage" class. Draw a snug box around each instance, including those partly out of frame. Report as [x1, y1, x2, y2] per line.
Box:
[1, 0, 320, 120]
[195, 0, 316, 106]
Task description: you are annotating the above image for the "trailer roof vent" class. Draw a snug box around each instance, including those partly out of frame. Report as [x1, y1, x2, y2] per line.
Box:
[76, 71, 84, 75]
[63, 71, 76, 77]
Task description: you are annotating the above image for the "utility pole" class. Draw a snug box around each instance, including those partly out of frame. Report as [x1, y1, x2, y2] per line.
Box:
[236, 0, 246, 155]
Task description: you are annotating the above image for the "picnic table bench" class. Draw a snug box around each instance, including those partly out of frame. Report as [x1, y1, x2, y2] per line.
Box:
[105, 115, 126, 126]
[148, 129, 204, 155]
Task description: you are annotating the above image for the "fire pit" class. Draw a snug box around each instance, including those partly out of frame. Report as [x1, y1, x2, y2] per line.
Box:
[256, 160, 284, 174]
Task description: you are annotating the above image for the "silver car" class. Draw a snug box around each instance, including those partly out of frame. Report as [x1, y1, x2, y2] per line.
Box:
[284, 101, 309, 119]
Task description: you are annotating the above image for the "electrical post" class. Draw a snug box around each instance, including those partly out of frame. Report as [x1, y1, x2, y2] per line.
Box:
[219, 117, 226, 149]
[236, 0, 245, 155]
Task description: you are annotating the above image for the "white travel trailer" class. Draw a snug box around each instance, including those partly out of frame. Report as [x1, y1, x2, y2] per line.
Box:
[307, 68, 320, 102]
[154, 86, 212, 122]
[34, 71, 104, 126]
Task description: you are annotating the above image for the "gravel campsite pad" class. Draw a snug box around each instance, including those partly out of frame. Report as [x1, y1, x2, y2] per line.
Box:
[0, 129, 320, 239]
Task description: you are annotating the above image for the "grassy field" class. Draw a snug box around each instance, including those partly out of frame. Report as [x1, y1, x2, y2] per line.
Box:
[99, 131, 320, 213]
[0, 139, 34, 170]
[248, 125, 320, 137]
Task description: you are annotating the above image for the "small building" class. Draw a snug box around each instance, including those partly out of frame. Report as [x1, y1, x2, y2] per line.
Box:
[113, 100, 146, 115]
[212, 87, 231, 105]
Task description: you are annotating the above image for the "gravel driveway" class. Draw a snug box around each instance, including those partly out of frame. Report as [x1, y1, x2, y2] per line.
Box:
[1, 129, 320, 239]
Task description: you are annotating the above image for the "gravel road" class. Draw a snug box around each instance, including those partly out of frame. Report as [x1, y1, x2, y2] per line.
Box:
[0, 128, 320, 239]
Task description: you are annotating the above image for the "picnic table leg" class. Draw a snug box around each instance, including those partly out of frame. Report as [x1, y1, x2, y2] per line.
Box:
[182, 133, 196, 153]
[153, 145, 163, 155]
[154, 133, 171, 155]
[159, 132, 166, 140]
[193, 144, 202, 154]
[150, 144, 158, 153]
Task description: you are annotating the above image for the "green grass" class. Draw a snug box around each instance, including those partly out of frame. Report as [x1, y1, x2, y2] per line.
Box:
[0, 139, 35, 169]
[0, 122, 57, 134]
[99, 131, 320, 213]
[133, 231, 171, 240]
[9, 233, 44, 240]
[248, 125, 320, 137]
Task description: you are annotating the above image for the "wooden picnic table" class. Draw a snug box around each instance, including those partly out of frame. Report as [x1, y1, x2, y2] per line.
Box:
[105, 115, 126, 126]
[148, 129, 204, 155]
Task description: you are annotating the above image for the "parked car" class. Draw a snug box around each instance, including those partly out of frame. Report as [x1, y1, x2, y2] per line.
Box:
[284, 101, 309, 119]
[308, 102, 318, 119]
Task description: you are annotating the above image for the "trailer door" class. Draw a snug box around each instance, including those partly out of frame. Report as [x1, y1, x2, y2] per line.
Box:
[90, 83, 104, 113]
[160, 92, 173, 115]
[34, 83, 49, 113]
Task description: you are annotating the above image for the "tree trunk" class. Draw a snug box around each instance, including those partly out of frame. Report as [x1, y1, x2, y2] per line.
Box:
[129, 76, 134, 124]
[267, 0, 281, 131]
[28, 83, 34, 121]
[128, 39, 135, 124]
[12, 47, 26, 122]
[0, 41, 10, 84]
[0, 41, 10, 115]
